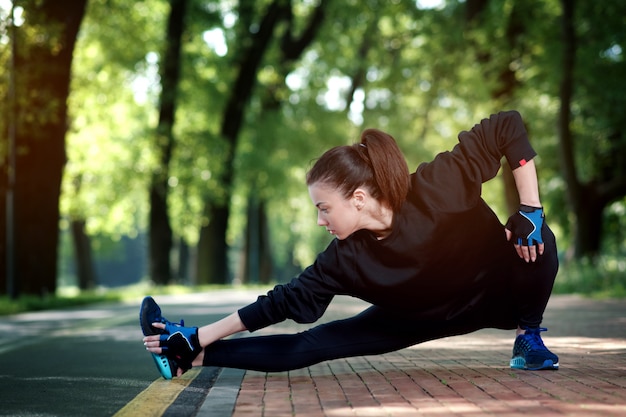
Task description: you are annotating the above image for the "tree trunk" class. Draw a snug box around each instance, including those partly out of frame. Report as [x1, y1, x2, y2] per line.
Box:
[197, 205, 230, 283]
[149, 0, 187, 285]
[257, 200, 273, 284]
[557, 0, 626, 257]
[196, 0, 288, 284]
[241, 194, 273, 284]
[557, 0, 591, 257]
[70, 219, 96, 290]
[241, 194, 260, 285]
[227, 0, 328, 286]
[574, 184, 604, 257]
[0, 0, 87, 296]
[557, 0, 601, 258]
[176, 236, 190, 283]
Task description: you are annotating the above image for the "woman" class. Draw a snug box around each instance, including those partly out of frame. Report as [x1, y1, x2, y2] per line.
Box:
[142, 110, 559, 379]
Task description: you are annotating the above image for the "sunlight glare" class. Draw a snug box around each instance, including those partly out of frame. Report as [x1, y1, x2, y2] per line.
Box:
[416, 0, 445, 10]
[203, 28, 228, 57]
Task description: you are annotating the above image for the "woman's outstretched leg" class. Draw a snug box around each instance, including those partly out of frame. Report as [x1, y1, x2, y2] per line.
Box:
[202, 306, 483, 372]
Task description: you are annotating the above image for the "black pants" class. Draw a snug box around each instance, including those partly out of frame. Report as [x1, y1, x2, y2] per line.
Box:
[203, 226, 558, 372]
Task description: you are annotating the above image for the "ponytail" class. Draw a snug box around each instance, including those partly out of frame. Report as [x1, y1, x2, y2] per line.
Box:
[306, 128, 409, 212]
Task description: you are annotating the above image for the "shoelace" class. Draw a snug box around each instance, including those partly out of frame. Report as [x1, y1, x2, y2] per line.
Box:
[160, 317, 185, 329]
[522, 327, 549, 351]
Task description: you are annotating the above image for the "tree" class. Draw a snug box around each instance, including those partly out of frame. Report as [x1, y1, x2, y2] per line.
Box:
[0, 0, 87, 296]
[197, 1, 287, 284]
[62, 0, 169, 288]
[557, 0, 626, 258]
[149, 0, 188, 285]
[236, 0, 327, 284]
[197, 0, 329, 284]
[69, 176, 97, 290]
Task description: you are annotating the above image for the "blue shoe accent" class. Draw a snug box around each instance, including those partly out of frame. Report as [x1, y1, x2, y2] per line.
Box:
[510, 327, 559, 370]
[151, 353, 173, 380]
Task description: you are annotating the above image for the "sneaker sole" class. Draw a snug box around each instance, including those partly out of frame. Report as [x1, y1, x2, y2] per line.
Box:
[151, 353, 174, 379]
[510, 356, 559, 370]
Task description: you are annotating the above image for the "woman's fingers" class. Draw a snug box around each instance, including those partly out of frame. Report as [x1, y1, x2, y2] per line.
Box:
[513, 242, 540, 262]
[143, 334, 163, 353]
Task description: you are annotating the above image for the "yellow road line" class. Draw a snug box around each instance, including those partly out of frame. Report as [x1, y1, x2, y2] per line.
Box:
[114, 368, 201, 417]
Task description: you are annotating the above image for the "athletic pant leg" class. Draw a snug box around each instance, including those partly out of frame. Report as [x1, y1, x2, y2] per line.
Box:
[512, 223, 559, 328]
[202, 306, 483, 372]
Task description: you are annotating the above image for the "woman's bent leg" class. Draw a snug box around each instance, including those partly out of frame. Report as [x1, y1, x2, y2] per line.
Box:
[513, 223, 559, 328]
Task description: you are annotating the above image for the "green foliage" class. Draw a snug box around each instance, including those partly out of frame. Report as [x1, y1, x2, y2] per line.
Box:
[55, 0, 626, 287]
[554, 256, 626, 298]
[62, 0, 168, 238]
[571, 1, 626, 184]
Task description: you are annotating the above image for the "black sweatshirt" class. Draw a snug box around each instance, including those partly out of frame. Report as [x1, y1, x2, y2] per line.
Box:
[239, 111, 537, 332]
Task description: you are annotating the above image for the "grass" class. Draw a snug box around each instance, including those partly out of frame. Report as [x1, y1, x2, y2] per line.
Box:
[0, 283, 268, 316]
[0, 290, 125, 316]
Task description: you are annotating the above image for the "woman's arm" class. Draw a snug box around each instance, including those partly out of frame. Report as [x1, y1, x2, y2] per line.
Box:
[143, 312, 246, 376]
[196, 311, 247, 346]
[507, 158, 545, 262]
[512, 158, 541, 208]
[412, 111, 538, 212]
[144, 311, 246, 353]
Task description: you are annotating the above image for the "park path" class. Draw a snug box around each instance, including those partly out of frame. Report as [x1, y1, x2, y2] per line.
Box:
[116, 292, 626, 417]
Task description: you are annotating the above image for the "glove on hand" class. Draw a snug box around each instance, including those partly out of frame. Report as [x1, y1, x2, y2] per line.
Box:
[505, 205, 544, 247]
[159, 322, 202, 371]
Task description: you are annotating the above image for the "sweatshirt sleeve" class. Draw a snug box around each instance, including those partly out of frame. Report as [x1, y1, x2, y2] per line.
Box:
[460, 110, 537, 170]
[411, 110, 536, 212]
[237, 243, 345, 332]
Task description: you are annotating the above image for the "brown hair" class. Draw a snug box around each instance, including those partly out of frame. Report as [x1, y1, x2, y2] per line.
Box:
[306, 128, 409, 212]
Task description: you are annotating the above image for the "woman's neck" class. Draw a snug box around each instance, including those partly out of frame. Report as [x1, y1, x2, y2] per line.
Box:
[364, 204, 394, 240]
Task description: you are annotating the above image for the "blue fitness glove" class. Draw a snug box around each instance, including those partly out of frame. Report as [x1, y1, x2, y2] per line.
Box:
[159, 321, 202, 371]
[505, 205, 544, 247]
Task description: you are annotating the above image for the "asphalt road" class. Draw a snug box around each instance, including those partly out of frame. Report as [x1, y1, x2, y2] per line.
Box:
[0, 290, 261, 417]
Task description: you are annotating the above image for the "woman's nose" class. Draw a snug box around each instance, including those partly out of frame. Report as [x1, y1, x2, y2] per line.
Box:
[317, 213, 327, 226]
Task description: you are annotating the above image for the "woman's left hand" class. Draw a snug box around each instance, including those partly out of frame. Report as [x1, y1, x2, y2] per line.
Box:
[505, 205, 545, 263]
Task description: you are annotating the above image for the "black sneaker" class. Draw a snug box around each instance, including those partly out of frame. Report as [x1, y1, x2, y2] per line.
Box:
[510, 327, 559, 370]
[139, 296, 181, 379]
[140, 296, 166, 336]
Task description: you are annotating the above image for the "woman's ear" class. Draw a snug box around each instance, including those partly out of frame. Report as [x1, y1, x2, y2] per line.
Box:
[352, 188, 366, 210]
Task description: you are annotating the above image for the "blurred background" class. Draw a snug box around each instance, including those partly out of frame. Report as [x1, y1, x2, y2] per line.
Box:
[0, 0, 624, 303]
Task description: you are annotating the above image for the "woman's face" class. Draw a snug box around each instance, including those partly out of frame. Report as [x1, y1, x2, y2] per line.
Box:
[308, 182, 361, 240]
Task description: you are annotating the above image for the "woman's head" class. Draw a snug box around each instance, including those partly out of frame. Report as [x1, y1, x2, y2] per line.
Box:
[306, 128, 409, 213]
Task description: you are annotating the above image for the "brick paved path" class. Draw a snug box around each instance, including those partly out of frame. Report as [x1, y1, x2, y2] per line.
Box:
[229, 295, 626, 417]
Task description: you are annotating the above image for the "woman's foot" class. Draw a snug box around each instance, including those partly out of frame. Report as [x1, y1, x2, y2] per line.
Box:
[510, 327, 559, 370]
[140, 296, 202, 377]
